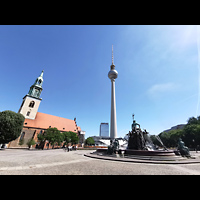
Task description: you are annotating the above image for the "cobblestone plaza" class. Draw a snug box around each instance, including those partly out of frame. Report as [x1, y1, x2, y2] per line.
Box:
[1, 149, 200, 175]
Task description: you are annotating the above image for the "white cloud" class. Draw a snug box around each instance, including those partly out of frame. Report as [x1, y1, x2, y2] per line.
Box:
[147, 82, 179, 99]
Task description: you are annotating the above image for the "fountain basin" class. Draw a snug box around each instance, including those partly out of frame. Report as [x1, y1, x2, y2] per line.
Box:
[96, 148, 176, 157]
[124, 149, 176, 157]
[94, 148, 185, 161]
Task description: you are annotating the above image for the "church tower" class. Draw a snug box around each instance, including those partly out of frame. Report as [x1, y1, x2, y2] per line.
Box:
[18, 70, 44, 120]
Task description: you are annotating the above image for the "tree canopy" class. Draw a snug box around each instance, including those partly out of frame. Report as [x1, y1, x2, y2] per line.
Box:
[85, 137, 95, 145]
[151, 116, 200, 149]
[38, 128, 79, 149]
[38, 127, 63, 148]
[0, 110, 25, 144]
[62, 131, 79, 145]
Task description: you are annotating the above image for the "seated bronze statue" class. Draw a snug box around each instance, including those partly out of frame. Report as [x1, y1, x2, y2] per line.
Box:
[177, 138, 191, 157]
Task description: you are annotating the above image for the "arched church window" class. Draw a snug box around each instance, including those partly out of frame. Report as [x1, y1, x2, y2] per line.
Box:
[26, 111, 30, 116]
[29, 101, 35, 108]
[19, 132, 25, 141]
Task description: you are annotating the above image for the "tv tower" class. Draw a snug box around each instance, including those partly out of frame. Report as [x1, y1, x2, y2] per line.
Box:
[108, 45, 118, 140]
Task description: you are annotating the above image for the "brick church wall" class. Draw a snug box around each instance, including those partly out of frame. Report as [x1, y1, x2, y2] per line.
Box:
[8, 128, 41, 148]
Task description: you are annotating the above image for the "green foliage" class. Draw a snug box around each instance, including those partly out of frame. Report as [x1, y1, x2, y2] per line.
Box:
[187, 117, 200, 125]
[70, 131, 79, 144]
[62, 131, 71, 145]
[27, 138, 36, 149]
[158, 129, 183, 148]
[85, 137, 95, 145]
[18, 138, 24, 146]
[37, 132, 45, 142]
[37, 129, 79, 149]
[38, 127, 64, 148]
[0, 110, 25, 144]
[150, 135, 160, 146]
[63, 131, 79, 145]
[183, 124, 200, 147]
[155, 116, 200, 148]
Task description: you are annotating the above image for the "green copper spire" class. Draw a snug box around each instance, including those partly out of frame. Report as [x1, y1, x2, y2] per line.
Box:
[28, 70, 44, 99]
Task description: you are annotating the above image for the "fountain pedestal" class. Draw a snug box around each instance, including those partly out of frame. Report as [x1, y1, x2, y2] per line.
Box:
[125, 149, 176, 156]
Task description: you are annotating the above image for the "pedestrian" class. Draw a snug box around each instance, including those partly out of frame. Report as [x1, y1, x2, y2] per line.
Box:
[196, 145, 199, 153]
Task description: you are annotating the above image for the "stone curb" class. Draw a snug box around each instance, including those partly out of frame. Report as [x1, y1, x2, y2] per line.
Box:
[84, 153, 200, 165]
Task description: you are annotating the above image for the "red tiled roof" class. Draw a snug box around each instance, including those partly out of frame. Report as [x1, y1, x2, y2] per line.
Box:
[24, 112, 80, 132]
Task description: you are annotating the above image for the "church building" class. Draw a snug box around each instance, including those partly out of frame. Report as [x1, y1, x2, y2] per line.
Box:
[8, 70, 85, 149]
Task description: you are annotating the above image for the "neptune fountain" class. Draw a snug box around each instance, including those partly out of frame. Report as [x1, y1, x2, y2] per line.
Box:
[96, 114, 187, 161]
[124, 114, 178, 158]
[85, 114, 200, 163]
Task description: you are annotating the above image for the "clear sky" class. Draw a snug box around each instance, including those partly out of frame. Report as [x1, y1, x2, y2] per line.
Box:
[0, 25, 199, 138]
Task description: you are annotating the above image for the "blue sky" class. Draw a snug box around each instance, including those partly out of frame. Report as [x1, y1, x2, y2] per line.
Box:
[0, 25, 199, 138]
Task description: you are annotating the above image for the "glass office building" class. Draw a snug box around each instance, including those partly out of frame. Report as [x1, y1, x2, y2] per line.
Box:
[99, 123, 109, 137]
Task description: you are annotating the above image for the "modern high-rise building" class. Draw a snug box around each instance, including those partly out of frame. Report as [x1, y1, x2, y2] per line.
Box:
[99, 123, 109, 137]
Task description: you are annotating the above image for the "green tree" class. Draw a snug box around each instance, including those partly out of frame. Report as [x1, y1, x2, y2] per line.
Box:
[62, 131, 71, 145]
[157, 115, 200, 149]
[38, 127, 63, 149]
[169, 129, 183, 147]
[0, 110, 25, 144]
[150, 135, 160, 146]
[62, 131, 79, 146]
[187, 117, 199, 125]
[183, 116, 200, 148]
[159, 131, 171, 148]
[158, 129, 183, 148]
[183, 124, 200, 148]
[18, 138, 24, 146]
[69, 131, 79, 145]
[85, 137, 95, 145]
[27, 138, 36, 149]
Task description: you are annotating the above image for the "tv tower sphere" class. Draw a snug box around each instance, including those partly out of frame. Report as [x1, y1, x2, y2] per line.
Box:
[108, 67, 118, 80]
[108, 46, 118, 80]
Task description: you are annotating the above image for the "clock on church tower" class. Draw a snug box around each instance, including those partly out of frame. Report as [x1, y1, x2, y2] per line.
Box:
[18, 70, 44, 120]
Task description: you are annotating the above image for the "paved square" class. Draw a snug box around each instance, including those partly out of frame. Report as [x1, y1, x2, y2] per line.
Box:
[1, 149, 200, 175]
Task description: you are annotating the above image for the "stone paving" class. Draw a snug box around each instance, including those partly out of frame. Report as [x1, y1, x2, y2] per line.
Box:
[1, 149, 200, 175]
